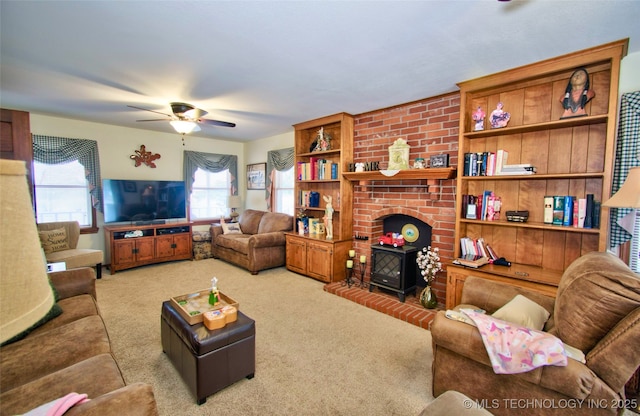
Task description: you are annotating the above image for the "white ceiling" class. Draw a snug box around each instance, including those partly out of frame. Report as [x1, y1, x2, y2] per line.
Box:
[1, 1, 639, 143]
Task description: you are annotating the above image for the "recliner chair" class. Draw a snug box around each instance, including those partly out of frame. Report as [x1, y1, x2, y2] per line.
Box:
[37, 221, 103, 278]
[430, 252, 640, 416]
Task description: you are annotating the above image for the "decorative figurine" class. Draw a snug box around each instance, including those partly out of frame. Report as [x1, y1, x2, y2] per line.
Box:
[311, 126, 332, 152]
[472, 106, 485, 131]
[489, 102, 511, 128]
[560, 68, 595, 119]
[388, 138, 410, 170]
[323, 195, 334, 240]
[355, 162, 365, 172]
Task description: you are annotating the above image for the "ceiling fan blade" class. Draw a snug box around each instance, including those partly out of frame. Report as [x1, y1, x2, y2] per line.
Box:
[184, 108, 207, 119]
[127, 105, 172, 118]
[199, 119, 236, 128]
[135, 118, 172, 122]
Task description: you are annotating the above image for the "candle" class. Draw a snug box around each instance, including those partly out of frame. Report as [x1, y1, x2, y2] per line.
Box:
[348, 250, 355, 258]
[346, 260, 353, 268]
[360, 255, 366, 263]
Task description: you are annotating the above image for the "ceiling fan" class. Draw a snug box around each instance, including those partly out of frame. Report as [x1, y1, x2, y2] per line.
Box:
[128, 102, 236, 134]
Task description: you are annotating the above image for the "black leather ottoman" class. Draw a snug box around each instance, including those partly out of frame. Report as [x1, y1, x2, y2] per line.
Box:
[161, 301, 255, 404]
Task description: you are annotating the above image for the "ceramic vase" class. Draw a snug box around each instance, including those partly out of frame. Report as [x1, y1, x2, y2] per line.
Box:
[420, 285, 437, 309]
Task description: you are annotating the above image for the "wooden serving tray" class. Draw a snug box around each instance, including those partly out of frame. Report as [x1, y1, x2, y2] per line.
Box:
[170, 289, 239, 325]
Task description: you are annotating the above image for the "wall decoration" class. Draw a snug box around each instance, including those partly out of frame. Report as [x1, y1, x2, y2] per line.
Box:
[247, 163, 266, 190]
[130, 144, 161, 168]
[430, 154, 450, 168]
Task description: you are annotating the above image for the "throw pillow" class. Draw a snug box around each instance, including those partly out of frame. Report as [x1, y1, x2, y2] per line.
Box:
[492, 294, 550, 330]
[38, 228, 70, 254]
[221, 222, 243, 235]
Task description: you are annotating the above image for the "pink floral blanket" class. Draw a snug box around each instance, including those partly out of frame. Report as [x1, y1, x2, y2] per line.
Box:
[461, 308, 567, 374]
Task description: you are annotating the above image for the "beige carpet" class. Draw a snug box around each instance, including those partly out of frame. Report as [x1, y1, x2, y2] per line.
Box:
[96, 259, 434, 415]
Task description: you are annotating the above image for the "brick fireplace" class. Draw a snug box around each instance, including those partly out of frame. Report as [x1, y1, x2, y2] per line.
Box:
[349, 92, 460, 308]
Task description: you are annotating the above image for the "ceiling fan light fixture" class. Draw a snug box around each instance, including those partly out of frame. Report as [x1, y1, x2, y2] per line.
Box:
[170, 120, 200, 134]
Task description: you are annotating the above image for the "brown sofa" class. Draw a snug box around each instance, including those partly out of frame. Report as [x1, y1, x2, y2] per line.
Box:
[211, 209, 293, 274]
[431, 252, 640, 416]
[0, 267, 159, 416]
[0, 159, 158, 415]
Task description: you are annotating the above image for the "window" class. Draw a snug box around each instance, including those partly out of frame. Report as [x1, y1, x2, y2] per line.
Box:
[190, 168, 231, 219]
[33, 160, 94, 227]
[274, 166, 294, 216]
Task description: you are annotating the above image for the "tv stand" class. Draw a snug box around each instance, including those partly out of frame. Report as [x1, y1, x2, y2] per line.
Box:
[104, 222, 192, 274]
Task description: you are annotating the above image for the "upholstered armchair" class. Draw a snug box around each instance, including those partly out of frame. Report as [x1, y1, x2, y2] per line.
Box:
[37, 221, 103, 278]
[431, 252, 640, 416]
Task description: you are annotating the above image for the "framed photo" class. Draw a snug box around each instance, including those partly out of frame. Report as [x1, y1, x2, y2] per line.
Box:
[247, 163, 266, 190]
[430, 154, 450, 168]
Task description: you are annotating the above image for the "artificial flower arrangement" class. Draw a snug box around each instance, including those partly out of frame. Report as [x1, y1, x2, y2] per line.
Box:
[416, 245, 443, 285]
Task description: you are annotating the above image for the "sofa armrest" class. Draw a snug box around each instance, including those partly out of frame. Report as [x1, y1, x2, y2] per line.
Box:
[48, 267, 96, 300]
[210, 224, 223, 241]
[248, 231, 286, 249]
[66, 383, 158, 416]
[460, 276, 555, 315]
[431, 310, 602, 400]
[586, 306, 640, 393]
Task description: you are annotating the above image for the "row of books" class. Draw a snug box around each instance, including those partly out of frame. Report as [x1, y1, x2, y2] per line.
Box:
[463, 150, 537, 177]
[297, 158, 339, 180]
[462, 191, 502, 221]
[544, 195, 600, 228]
[455, 237, 500, 268]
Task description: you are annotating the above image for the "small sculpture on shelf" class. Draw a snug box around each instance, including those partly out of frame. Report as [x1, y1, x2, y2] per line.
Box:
[323, 195, 334, 240]
[489, 102, 511, 129]
[388, 138, 410, 170]
[560, 67, 595, 119]
[310, 126, 332, 152]
[355, 162, 365, 172]
[472, 106, 485, 131]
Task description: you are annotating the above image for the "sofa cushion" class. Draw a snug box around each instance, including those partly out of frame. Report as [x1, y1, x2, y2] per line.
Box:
[221, 222, 243, 234]
[238, 209, 265, 235]
[39, 227, 70, 254]
[550, 251, 640, 353]
[45, 248, 103, 269]
[492, 294, 550, 330]
[216, 234, 251, 255]
[257, 212, 293, 234]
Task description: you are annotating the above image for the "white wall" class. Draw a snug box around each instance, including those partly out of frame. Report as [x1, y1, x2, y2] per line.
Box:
[620, 50, 640, 94]
[243, 131, 294, 211]
[30, 114, 244, 252]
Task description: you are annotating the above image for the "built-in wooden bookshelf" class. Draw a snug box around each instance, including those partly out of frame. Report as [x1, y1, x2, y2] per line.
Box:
[447, 39, 628, 309]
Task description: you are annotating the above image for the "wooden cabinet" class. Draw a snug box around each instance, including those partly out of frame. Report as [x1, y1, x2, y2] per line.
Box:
[105, 223, 192, 274]
[449, 40, 628, 309]
[285, 234, 351, 283]
[286, 113, 354, 282]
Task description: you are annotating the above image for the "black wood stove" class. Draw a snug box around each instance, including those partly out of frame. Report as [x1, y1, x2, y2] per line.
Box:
[369, 244, 419, 302]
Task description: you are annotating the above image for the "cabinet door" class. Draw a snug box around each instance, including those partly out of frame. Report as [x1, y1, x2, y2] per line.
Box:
[113, 240, 136, 265]
[155, 235, 175, 258]
[286, 236, 307, 274]
[307, 241, 332, 282]
[172, 234, 192, 258]
[136, 238, 155, 262]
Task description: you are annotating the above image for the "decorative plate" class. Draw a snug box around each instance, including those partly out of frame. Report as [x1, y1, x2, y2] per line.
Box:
[401, 223, 419, 243]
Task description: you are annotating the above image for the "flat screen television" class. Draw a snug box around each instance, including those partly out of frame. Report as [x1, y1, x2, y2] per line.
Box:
[102, 179, 186, 224]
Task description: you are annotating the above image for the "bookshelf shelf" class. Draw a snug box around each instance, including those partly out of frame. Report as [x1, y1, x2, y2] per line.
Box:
[448, 39, 628, 309]
[459, 219, 601, 234]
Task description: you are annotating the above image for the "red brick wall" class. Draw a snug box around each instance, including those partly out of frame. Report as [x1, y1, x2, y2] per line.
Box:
[352, 92, 460, 306]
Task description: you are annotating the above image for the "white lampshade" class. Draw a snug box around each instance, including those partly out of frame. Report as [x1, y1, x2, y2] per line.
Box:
[227, 195, 242, 209]
[170, 120, 201, 134]
[603, 167, 640, 208]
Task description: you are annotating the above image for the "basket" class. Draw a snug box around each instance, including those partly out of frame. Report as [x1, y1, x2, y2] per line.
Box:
[506, 210, 529, 223]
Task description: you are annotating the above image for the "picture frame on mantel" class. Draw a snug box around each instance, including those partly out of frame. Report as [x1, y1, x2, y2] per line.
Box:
[430, 154, 449, 168]
[247, 163, 266, 190]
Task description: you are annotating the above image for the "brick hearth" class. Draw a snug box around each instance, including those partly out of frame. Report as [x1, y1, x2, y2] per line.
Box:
[324, 282, 438, 329]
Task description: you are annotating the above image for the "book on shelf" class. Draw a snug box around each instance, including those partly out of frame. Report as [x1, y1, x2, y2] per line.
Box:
[543, 196, 554, 224]
[563, 196, 574, 226]
[454, 254, 490, 268]
[553, 196, 565, 225]
[543, 195, 599, 229]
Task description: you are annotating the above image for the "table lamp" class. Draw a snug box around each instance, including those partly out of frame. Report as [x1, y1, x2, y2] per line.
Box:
[602, 166, 640, 272]
[227, 195, 242, 223]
